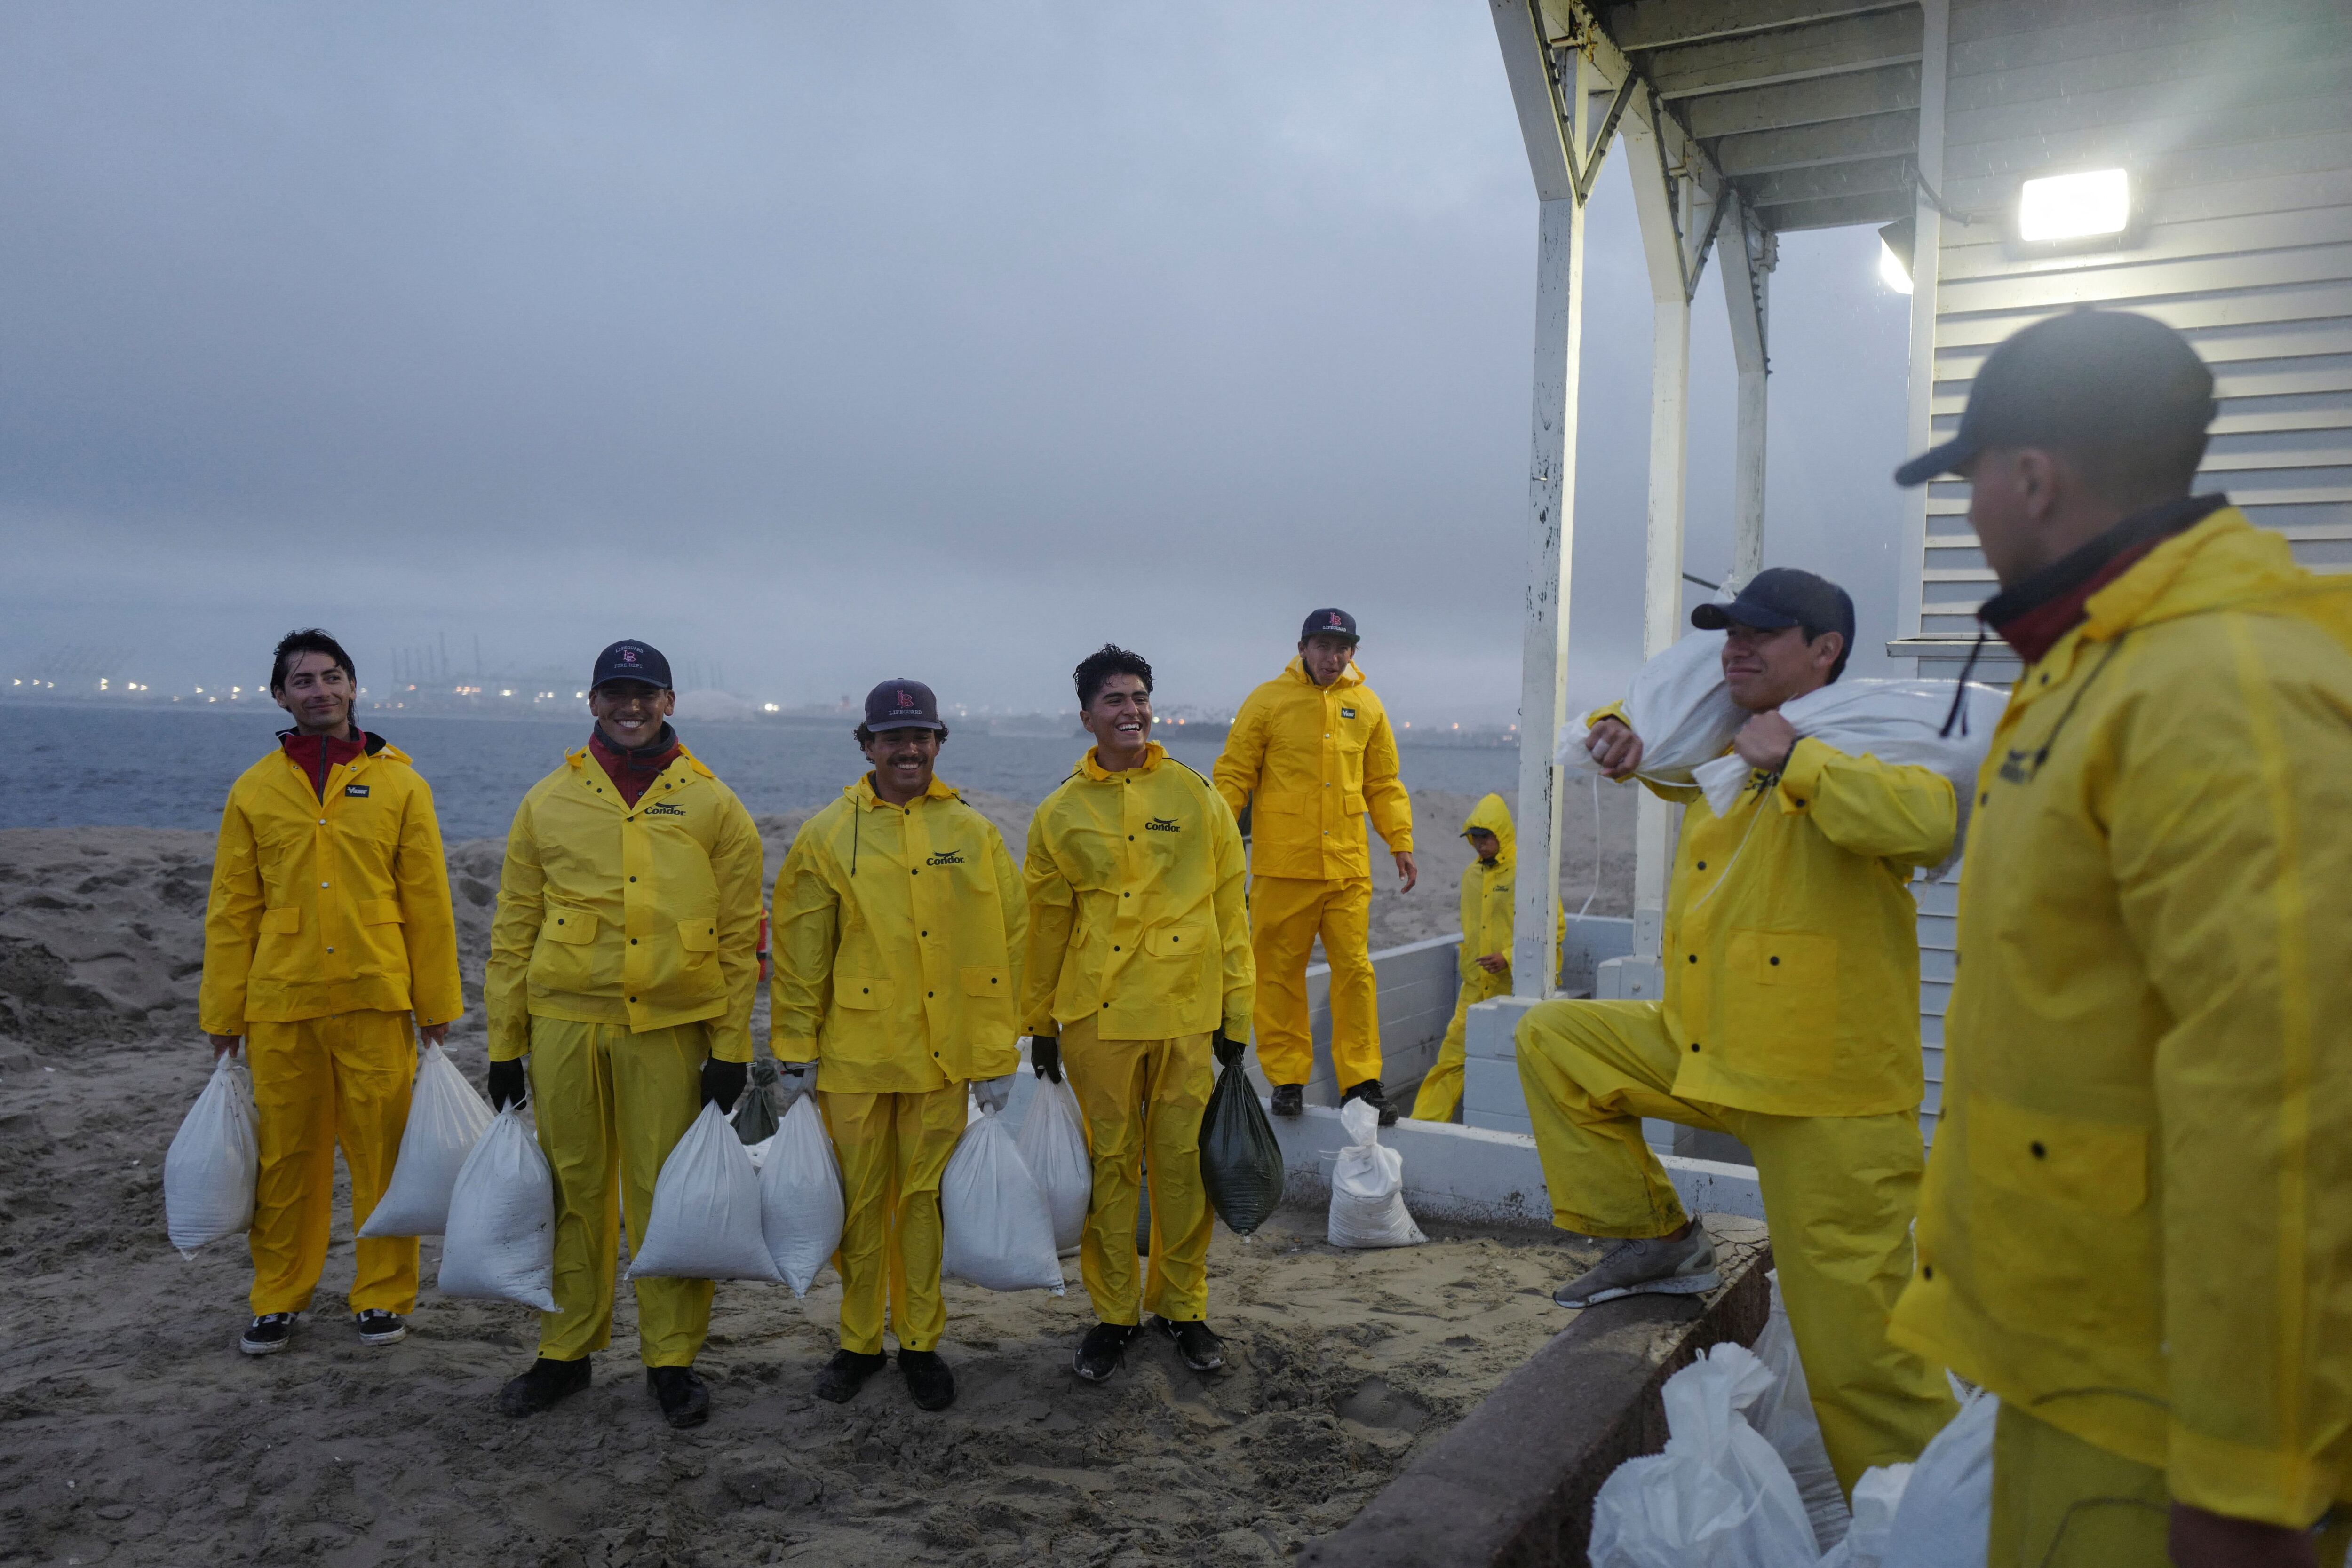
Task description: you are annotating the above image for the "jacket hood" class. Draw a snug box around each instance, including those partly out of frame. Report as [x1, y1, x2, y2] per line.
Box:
[2082, 508, 2316, 642]
[1462, 792, 1514, 867]
[1284, 655, 1365, 690]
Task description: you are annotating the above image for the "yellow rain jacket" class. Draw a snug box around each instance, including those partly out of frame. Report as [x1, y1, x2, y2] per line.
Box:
[1214, 657, 1414, 881]
[1024, 744, 1253, 1041]
[200, 736, 463, 1033]
[770, 775, 1027, 1093]
[486, 743, 764, 1064]
[1890, 507, 2352, 1527]
[1602, 705, 1956, 1117]
[1454, 793, 1564, 985]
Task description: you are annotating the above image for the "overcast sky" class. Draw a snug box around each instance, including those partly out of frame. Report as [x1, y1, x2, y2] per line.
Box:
[0, 2, 1916, 726]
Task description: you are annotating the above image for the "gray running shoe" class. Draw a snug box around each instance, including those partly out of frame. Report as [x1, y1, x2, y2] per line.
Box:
[1552, 1227, 1720, 1309]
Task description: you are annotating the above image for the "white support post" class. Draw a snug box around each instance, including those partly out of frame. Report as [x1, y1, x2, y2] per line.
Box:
[1719, 196, 1771, 586]
[1623, 105, 1692, 963]
[1895, 0, 1951, 667]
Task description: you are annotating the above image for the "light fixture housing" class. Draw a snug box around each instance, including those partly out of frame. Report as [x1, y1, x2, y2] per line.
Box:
[2018, 168, 2130, 243]
[1876, 216, 1915, 293]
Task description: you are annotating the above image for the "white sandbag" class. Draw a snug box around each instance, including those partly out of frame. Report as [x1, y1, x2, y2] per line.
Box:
[1327, 1097, 1426, 1249]
[1751, 1271, 1852, 1552]
[438, 1105, 560, 1312]
[1558, 628, 1748, 787]
[940, 1105, 1065, 1293]
[164, 1052, 260, 1257]
[1691, 678, 2006, 878]
[1015, 1072, 1092, 1255]
[359, 1043, 494, 1238]
[1818, 1465, 1912, 1568]
[758, 1093, 845, 1296]
[1879, 1381, 1996, 1568]
[1589, 1342, 1822, 1568]
[629, 1101, 784, 1283]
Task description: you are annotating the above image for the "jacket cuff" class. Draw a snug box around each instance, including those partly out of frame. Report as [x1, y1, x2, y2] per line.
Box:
[1777, 736, 1828, 812]
[2168, 1422, 2336, 1530]
[199, 1011, 245, 1038]
[708, 1024, 753, 1064]
[487, 1034, 528, 1063]
[771, 1031, 818, 1062]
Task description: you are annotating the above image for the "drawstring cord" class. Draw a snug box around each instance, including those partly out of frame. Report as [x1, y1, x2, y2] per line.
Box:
[1939, 630, 1989, 738]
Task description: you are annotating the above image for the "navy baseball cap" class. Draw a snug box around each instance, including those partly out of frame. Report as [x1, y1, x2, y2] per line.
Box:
[1692, 568, 1856, 649]
[1895, 309, 2215, 487]
[863, 679, 945, 732]
[589, 640, 672, 691]
[1300, 607, 1359, 644]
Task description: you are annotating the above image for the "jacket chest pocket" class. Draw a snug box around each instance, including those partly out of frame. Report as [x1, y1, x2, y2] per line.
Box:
[837, 977, 887, 1010]
[542, 909, 597, 944]
[961, 966, 1009, 1001]
[678, 920, 718, 964]
[1144, 924, 1208, 984]
[1966, 1096, 2156, 1342]
[1722, 929, 1839, 1075]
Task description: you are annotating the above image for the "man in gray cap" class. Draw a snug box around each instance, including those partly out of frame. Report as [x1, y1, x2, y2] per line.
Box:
[1518, 567, 1962, 1497]
[1884, 308, 2352, 1568]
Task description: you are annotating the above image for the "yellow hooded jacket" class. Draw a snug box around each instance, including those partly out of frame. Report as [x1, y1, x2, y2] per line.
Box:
[485, 743, 764, 1063]
[1214, 657, 1414, 881]
[1601, 706, 1957, 1117]
[1889, 508, 2352, 1527]
[770, 775, 1026, 1093]
[1455, 793, 1565, 986]
[1024, 744, 1253, 1041]
[201, 736, 464, 1034]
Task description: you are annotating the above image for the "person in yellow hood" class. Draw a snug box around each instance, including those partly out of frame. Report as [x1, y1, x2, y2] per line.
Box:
[201, 628, 463, 1358]
[1408, 793, 1562, 1123]
[1886, 311, 2352, 1568]
[1026, 644, 1253, 1385]
[484, 640, 764, 1431]
[1516, 566, 1959, 1495]
[770, 679, 1026, 1414]
[1214, 608, 1414, 1123]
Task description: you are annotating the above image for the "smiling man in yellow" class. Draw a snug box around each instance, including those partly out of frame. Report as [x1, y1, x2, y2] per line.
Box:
[485, 639, 763, 1431]
[201, 628, 462, 1358]
[1214, 608, 1414, 1123]
[1888, 312, 2352, 1568]
[1027, 644, 1253, 1384]
[771, 679, 1025, 1414]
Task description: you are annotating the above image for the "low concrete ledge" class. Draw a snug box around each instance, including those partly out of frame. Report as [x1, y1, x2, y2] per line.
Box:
[1270, 1103, 1765, 1227]
[1298, 1215, 1773, 1568]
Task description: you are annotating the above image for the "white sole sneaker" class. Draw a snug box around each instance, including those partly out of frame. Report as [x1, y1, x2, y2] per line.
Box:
[356, 1318, 409, 1346]
[1555, 1270, 1722, 1309]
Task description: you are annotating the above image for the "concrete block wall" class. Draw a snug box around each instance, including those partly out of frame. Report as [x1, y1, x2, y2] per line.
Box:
[1237, 932, 1463, 1106]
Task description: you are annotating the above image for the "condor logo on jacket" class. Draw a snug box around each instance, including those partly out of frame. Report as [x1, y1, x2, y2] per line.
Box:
[926, 849, 966, 866]
[643, 801, 687, 816]
[1145, 817, 1182, 833]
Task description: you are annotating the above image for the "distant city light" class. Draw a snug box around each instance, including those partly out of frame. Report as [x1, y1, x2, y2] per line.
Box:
[763, 703, 779, 713]
[2018, 168, 2130, 242]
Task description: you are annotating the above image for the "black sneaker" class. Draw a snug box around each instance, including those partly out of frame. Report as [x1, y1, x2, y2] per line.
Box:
[239, 1312, 298, 1357]
[898, 1349, 956, 1411]
[1150, 1315, 1225, 1373]
[1343, 1078, 1397, 1127]
[812, 1348, 889, 1405]
[354, 1310, 407, 1346]
[1074, 1321, 1140, 1384]
[498, 1355, 591, 1417]
[647, 1365, 710, 1429]
[1271, 1084, 1304, 1118]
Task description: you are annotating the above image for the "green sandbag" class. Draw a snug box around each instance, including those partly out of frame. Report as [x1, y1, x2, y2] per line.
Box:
[1199, 1061, 1285, 1235]
[732, 1058, 781, 1145]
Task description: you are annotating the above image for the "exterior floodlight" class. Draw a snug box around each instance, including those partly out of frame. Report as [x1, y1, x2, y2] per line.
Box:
[2018, 168, 2130, 242]
[1877, 217, 1915, 294]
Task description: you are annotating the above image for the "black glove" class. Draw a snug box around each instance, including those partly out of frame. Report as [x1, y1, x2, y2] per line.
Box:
[1030, 1035, 1062, 1084]
[701, 1057, 749, 1113]
[1213, 1031, 1247, 1070]
[486, 1059, 527, 1112]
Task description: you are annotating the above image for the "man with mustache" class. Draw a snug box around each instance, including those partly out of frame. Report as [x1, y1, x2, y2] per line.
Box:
[770, 679, 1025, 1413]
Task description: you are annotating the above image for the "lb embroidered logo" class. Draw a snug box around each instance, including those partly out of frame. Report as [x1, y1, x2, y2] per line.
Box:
[1997, 748, 2033, 785]
[1144, 816, 1181, 833]
[925, 849, 966, 866]
[643, 801, 687, 816]
[343, 784, 370, 797]
[1339, 707, 1357, 720]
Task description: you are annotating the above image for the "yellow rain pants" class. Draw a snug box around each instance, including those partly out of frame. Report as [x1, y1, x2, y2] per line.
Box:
[1988, 1403, 2352, 1567]
[246, 1009, 418, 1316]
[817, 1083, 966, 1355]
[1249, 874, 1378, 1089]
[525, 1016, 711, 1367]
[1408, 966, 1510, 1123]
[1516, 998, 1953, 1491]
[1063, 1014, 1215, 1324]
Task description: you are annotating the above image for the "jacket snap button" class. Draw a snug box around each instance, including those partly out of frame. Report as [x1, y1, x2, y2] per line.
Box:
[630, 939, 637, 945]
[927, 991, 934, 998]
[1696, 861, 1705, 870]
[1691, 1042, 1701, 1052]
[628, 996, 636, 1003]
[1922, 1264, 1934, 1280]
[1113, 945, 1121, 952]
[2030, 1141, 2047, 1158]
[1979, 792, 1989, 806]
[1769, 956, 1780, 966]
[1687, 955, 1696, 964]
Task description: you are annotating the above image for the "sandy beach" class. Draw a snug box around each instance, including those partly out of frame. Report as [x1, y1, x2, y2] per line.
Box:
[0, 787, 1638, 1565]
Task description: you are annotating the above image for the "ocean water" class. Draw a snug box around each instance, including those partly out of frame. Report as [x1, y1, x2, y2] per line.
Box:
[1, 704, 1520, 840]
